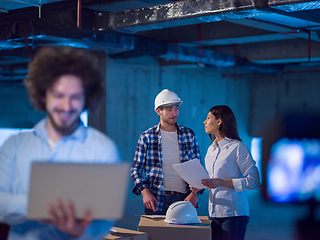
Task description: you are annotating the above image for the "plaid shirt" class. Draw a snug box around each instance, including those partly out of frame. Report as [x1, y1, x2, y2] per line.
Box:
[131, 123, 201, 212]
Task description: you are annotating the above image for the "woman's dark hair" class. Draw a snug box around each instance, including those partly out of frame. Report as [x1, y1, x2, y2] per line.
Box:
[208, 105, 242, 142]
[24, 46, 104, 111]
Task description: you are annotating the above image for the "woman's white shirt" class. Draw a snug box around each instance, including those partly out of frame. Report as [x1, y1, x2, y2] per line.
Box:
[205, 137, 260, 218]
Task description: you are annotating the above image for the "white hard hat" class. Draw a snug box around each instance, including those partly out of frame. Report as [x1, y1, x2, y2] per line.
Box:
[154, 89, 183, 110]
[164, 201, 201, 224]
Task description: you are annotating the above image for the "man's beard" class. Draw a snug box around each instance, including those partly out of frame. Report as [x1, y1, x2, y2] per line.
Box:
[47, 111, 80, 136]
[163, 117, 176, 126]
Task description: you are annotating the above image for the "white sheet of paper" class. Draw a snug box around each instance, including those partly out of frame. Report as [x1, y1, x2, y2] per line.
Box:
[173, 159, 210, 189]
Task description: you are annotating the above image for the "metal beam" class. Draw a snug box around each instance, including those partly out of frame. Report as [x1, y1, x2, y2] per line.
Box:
[225, 18, 320, 42]
[158, 43, 282, 73]
[211, 38, 320, 64]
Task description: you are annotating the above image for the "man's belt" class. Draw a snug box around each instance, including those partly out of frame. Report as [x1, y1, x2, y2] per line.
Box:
[164, 190, 184, 196]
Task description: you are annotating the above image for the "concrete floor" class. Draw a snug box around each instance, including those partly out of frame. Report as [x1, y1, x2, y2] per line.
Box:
[115, 189, 319, 240]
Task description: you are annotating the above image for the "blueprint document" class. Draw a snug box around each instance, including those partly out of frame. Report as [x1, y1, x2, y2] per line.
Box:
[173, 159, 210, 189]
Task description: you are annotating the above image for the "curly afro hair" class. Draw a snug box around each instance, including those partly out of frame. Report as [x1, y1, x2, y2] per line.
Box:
[24, 46, 104, 111]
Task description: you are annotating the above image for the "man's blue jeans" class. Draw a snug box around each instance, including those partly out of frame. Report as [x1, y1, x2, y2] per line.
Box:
[211, 216, 249, 240]
[144, 192, 188, 215]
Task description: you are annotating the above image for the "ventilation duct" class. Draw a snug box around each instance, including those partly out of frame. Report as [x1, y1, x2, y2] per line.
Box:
[160, 43, 234, 67]
[1, 0, 320, 73]
[108, 0, 267, 33]
[269, 0, 320, 12]
[109, 0, 320, 33]
[0, 34, 135, 55]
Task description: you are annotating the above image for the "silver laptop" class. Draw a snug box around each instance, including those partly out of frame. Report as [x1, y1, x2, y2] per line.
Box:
[27, 162, 130, 220]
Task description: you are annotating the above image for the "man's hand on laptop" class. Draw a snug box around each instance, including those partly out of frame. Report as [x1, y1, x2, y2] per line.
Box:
[46, 199, 92, 237]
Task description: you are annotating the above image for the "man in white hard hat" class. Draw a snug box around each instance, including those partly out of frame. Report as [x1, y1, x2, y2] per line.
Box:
[131, 89, 202, 214]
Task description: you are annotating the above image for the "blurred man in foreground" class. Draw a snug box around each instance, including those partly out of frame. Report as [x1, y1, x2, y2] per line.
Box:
[0, 47, 120, 239]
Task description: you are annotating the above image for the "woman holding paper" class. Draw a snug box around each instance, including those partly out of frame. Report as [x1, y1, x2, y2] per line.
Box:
[193, 105, 260, 240]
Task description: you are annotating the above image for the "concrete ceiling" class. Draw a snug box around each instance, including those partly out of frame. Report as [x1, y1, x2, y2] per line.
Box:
[1, 0, 320, 82]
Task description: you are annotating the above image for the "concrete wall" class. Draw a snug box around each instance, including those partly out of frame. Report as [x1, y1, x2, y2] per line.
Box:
[0, 56, 255, 160]
[1, 59, 319, 151]
[0, 85, 45, 128]
[4, 57, 319, 162]
[2, 54, 320, 207]
[250, 68, 320, 137]
[104, 56, 253, 169]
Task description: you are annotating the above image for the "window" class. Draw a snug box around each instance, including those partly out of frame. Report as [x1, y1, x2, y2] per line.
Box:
[0, 128, 32, 148]
[80, 110, 88, 127]
[251, 137, 262, 181]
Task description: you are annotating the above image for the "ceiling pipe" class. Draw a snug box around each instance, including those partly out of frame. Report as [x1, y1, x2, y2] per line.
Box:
[77, 0, 81, 28]
[106, 0, 320, 72]
[38, 5, 41, 18]
[234, 44, 238, 81]
[196, 24, 203, 66]
[25, 19, 29, 48]
[1, 0, 319, 74]
[308, 29, 311, 61]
